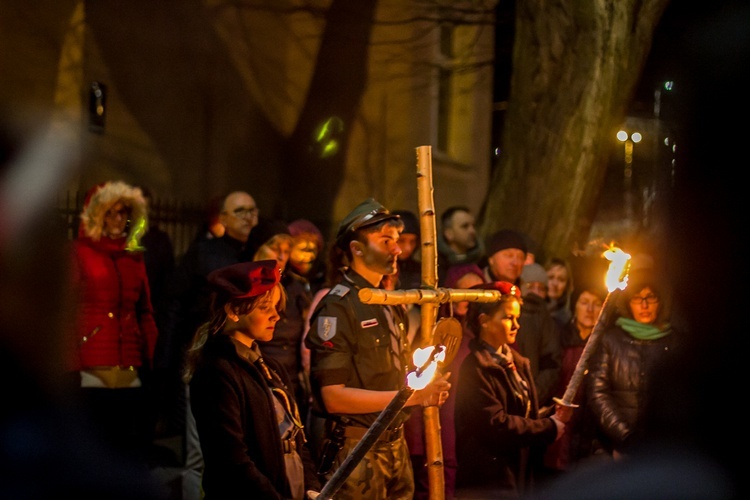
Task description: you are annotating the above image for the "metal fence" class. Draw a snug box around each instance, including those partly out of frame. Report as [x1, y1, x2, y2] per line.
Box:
[57, 191, 207, 259]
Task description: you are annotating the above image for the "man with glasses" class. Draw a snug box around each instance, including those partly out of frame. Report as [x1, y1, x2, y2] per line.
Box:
[152, 191, 261, 495]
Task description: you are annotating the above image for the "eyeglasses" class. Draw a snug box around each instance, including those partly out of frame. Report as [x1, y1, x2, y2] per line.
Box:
[630, 294, 659, 305]
[228, 207, 259, 219]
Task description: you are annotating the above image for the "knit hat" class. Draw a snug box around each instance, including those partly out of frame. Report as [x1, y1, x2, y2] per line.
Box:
[484, 229, 528, 257]
[444, 263, 484, 289]
[521, 263, 548, 285]
[207, 260, 280, 299]
[288, 218, 324, 252]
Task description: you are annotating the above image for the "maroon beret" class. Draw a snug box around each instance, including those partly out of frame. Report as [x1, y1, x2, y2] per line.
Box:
[470, 280, 522, 299]
[207, 260, 280, 299]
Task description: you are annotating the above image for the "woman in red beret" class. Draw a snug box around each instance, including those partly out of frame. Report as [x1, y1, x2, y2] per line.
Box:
[184, 260, 320, 499]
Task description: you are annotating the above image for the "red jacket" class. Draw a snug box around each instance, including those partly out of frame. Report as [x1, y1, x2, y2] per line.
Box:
[69, 181, 158, 371]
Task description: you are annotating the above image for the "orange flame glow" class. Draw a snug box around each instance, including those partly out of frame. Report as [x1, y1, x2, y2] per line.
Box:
[603, 246, 631, 292]
[407, 346, 445, 390]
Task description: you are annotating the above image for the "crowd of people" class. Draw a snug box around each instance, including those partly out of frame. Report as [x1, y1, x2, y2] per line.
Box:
[53, 175, 697, 499]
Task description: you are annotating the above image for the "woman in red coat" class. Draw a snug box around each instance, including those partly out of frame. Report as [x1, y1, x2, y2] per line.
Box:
[71, 180, 159, 463]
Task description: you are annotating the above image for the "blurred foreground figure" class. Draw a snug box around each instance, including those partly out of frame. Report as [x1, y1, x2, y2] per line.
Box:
[0, 114, 162, 498]
[527, 2, 745, 498]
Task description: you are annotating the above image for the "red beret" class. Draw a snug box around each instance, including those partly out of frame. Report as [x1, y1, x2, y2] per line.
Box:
[207, 260, 280, 299]
[471, 280, 522, 299]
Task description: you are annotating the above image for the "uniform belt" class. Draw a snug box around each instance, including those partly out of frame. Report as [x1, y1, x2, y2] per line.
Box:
[343, 425, 403, 443]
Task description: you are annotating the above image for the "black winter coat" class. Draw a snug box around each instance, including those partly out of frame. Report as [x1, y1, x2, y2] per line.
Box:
[190, 336, 319, 499]
[587, 325, 677, 453]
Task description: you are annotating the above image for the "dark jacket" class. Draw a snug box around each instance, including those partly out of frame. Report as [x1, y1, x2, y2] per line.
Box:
[455, 338, 558, 497]
[189, 336, 319, 499]
[513, 293, 562, 408]
[587, 324, 677, 453]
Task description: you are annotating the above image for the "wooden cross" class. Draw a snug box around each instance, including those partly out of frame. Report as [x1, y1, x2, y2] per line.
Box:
[358, 146, 504, 500]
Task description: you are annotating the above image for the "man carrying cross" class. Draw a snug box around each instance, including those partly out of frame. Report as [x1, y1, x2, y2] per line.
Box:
[305, 197, 451, 500]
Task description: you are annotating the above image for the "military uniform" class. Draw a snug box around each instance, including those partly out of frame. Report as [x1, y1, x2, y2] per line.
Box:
[306, 268, 414, 499]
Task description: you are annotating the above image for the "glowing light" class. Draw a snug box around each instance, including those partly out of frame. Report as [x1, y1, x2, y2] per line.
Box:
[313, 117, 344, 159]
[616, 130, 628, 142]
[603, 245, 631, 292]
[631, 132, 642, 143]
[664, 80, 674, 91]
[407, 345, 445, 390]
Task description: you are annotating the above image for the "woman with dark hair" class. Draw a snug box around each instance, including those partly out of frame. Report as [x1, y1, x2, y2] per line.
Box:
[587, 263, 677, 459]
[184, 260, 320, 499]
[455, 281, 571, 498]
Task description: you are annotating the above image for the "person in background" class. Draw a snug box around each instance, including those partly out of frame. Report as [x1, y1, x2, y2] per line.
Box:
[305, 198, 451, 499]
[70, 180, 160, 465]
[455, 281, 571, 498]
[392, 209, 422, 290]
[193, 194, 227, 244]
[139, 186, 175, 325]
[520, 263, 548, 301]
[541, 258, 608, 483]
[437, 206, 482, 285]
[184, 260, 320, 499]
[544, 258, 574, 328]
[287, 218, 326, 296]
[405, 262, 485, 500]
[1, 117, 162, 499]
[254, 232, 315, 429]
[483, 230, 561, 410]
[154, 190, 260, 486]
[587, 260, 678, 460]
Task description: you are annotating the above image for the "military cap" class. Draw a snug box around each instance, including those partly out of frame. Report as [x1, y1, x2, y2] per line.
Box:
[335, 197, 401, 242]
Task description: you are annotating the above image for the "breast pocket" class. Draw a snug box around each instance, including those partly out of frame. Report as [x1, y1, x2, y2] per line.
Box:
[355, 327, 396, 388]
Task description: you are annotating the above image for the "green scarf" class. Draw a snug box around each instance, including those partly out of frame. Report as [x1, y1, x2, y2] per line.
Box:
[616, 317, 672, 340]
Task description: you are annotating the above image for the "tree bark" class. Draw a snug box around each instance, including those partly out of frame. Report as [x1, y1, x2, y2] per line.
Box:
[481, 0, 670, 260]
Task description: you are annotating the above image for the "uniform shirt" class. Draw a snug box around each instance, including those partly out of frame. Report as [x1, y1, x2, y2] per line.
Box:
[305, 269, 410, 429]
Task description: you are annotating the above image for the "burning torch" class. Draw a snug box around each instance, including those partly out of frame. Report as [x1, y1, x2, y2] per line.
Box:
[315, 345, 446, 500]
[553, 246, 631, 407]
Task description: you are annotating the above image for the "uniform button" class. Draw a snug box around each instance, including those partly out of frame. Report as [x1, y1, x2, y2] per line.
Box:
[375, 338, 380, 344]
[108, 312, 114, 318]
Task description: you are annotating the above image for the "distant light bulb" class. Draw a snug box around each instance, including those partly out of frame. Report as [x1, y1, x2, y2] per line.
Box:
[631, 132, 642, 143]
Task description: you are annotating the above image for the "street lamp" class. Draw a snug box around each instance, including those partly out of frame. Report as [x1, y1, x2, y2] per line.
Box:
[617, 130, 642, 229]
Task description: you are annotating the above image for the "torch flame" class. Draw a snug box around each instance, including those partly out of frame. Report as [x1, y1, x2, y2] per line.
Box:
[407, 346, 445, 390]
[603, 245, 631, 292]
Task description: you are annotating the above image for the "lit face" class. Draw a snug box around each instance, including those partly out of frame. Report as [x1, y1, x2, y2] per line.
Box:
[444, 211, 477, 253]
[487, 248, 525, 282]
[289, 236, 318, 276]
[574, 290, 603, 332]
[103, 201, 130, 238]
[480, 298, 522, 347]
[628, 286, 660, 324]
[397, 233, 419, 260]
[230, 286, 282, 344]
[354, 223, 402, 276]
[546, 263, 569, 301]
[220, 192, 258, 243]
[454, 272, 484, 316]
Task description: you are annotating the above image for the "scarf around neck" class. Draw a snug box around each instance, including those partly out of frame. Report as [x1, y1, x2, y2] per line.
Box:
[616, 316, 672, 340]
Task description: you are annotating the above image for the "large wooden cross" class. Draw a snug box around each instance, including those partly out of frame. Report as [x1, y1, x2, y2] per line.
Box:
[358, 146, 504, 500]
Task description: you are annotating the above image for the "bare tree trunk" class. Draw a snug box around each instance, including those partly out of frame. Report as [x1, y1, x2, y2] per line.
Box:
[481, 0, 670, 259]
[283, 0, 379, 229]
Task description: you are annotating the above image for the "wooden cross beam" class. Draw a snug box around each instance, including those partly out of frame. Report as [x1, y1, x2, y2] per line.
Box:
[359, 146, 502, 500]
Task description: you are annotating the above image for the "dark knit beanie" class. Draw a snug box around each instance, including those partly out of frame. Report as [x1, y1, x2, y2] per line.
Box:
[484, 229, 527, 257]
